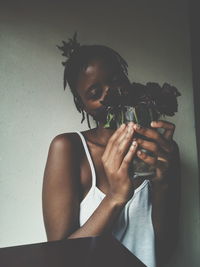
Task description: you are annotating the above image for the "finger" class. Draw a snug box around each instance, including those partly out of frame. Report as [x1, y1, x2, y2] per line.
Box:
[117, 122, 134, 144]
[137, 150, 170, 171]
[109, 123, 134, 163]
[134, 124, 167, 150]
[114, 126, 135, 167]
[157, 156, 168, 163]
[151, 120, 175, 140]
[137, 150, 157, 166]
[116, 125, 134, 154]
[136, 137, 171, 161]
[107, 126, 130, 167]
[136, 138, 158, 155]
[119, 140, 138, 173]
[102, 123, 126, 160]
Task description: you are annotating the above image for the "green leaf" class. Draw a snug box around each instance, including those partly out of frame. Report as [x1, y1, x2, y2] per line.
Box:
[103, 112, 114, 128]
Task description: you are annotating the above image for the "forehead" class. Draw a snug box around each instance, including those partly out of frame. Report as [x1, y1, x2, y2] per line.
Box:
[76, 59, 116, 92]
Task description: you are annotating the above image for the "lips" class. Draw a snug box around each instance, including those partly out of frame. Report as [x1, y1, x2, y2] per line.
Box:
[91, 105, 108, 123]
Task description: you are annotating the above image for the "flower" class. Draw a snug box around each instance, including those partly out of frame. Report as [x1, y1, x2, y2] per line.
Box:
[100, 81, 181, 128]
[158, 83, 181, 116]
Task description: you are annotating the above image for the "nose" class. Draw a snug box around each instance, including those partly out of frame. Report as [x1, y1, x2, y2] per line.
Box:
[100, 86, 110, 102]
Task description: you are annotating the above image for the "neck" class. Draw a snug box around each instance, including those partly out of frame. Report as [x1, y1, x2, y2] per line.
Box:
[93, 121, 117, 146]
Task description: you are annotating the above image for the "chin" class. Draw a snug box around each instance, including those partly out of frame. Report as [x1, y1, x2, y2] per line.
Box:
[91, 113, 107, 124]
[90, 106, 108, 123]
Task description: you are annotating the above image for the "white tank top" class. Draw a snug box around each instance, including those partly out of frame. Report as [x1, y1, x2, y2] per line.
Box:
[75, 131, 156, 267]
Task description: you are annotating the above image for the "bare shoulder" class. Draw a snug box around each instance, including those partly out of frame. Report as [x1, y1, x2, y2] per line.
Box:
[49, 132, 81, 152]
[47, 132, 87, 163]
[49, 128, 96, 151]
[43, 131, 83, 189]
[42, 131, 83, 240]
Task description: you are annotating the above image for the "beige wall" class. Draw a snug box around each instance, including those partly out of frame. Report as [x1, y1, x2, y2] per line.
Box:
[0, 0, 199, 266]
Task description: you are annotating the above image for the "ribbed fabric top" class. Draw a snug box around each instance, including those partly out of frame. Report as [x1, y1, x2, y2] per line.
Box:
[75, 131, 156, 267]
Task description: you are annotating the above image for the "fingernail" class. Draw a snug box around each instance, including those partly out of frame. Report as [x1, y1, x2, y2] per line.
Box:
[132, 140, 137, 147]
[151, 121, 156, 127]
[137, 150, 142, 155]
[120, 123, 126, 129]
[134, 124, 141, 130]
[127, 122, 133, 130]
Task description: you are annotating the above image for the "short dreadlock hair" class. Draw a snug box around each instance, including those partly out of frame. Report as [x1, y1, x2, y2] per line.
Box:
[57, 33, 129, 128]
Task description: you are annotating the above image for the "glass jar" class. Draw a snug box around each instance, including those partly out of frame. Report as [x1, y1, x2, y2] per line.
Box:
[117, 105, 158, 179]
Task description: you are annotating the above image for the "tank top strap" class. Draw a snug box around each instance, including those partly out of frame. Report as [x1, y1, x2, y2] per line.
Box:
[74, 131, 96, 188]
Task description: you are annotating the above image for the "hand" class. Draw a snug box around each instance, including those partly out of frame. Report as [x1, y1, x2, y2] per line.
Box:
[133, 120, 180, 184]
[102, 122, 138, 204]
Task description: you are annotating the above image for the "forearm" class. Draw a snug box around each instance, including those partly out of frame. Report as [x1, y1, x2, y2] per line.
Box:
[150, 175, 180, 265]
[151, 180, 170, 238]
[67, 195, 126, 239]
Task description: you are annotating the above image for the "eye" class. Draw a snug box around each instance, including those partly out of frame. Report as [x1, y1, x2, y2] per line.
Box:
[89, 87, 102, 99]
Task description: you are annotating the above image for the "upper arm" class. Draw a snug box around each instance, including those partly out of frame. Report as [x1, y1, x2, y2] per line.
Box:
[157, 140, 181, 265]
[42, 133, 80, 241]
[170, 141, 181, 222]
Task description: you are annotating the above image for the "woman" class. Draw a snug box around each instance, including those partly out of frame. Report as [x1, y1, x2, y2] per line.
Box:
[42, 35, 181, 267]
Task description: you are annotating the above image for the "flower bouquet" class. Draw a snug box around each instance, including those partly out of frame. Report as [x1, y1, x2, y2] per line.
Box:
[100, 82, 181, 178]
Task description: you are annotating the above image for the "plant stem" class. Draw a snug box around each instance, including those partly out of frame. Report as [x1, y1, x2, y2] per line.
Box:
[133, 107, 138, 124]
[121, 109, 124, 124]
[149, 107, 153, 123]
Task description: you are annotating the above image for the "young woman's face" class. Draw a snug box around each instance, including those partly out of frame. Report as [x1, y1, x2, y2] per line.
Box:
[75, 58, 130, 123]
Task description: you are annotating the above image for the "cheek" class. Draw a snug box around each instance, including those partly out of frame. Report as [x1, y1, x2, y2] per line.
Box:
[91, 105, 108, 121]
[81, 98, 102, 110]
[83, 101, 108, 121]
[85, 103, 102, 115]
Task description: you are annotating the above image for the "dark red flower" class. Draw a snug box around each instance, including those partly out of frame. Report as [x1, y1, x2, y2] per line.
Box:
[100, 80, 181, 128]
[156, 83, 181, 116]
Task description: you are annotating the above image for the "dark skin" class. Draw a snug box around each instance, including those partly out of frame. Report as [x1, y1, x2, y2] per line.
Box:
[75, 59, 147, 198]
[42, 58, 180, 267]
